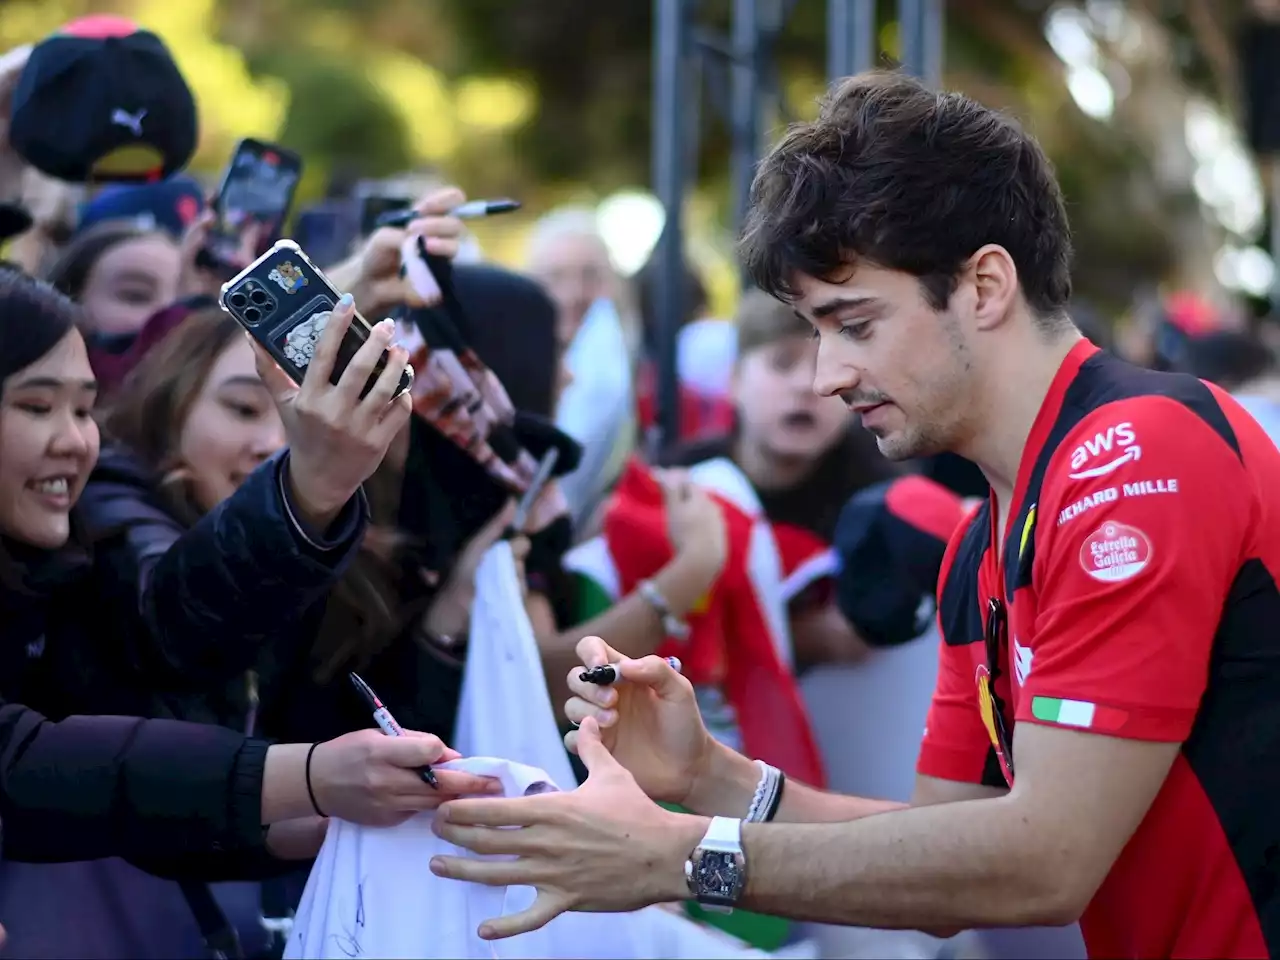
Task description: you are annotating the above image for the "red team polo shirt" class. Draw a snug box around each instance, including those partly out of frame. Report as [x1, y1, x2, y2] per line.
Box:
[917, 340, 1280, 959]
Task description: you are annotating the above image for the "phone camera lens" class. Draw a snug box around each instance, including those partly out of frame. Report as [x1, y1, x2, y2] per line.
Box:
[249, 288, 268, 305]
[243, 306, 262, 324]
[229, 291, 248, 309]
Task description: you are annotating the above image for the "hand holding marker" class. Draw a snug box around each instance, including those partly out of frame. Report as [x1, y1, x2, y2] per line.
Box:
[348, 672, 439, 788]
[375, 198, 521, 230]
[579, 656, 683, 686]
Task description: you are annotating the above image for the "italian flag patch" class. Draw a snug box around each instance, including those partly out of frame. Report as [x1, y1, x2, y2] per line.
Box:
[1031, 697, 1127, 731]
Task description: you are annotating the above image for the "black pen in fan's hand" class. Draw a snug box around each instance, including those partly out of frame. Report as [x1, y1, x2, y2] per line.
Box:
[348, 672, 439, 788]
[375, 198, 520, 229]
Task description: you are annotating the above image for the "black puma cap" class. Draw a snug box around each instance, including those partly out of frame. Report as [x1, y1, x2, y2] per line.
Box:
[9, 15, 197, 184]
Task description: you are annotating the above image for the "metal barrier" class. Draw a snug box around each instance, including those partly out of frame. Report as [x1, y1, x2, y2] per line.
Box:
[645, 0, 941, 450]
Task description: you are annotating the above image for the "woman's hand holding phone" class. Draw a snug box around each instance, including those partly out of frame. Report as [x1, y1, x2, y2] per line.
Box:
[251, 293, 412, 533]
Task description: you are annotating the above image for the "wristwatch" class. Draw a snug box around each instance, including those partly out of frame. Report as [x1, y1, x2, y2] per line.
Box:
[684, 816, 746, 912]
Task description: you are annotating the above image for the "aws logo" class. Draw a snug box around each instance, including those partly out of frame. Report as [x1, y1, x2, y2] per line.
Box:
[1068, 422, 1141, 480]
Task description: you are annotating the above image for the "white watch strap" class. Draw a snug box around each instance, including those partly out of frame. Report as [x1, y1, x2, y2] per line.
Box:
[702, 816, 743, 849]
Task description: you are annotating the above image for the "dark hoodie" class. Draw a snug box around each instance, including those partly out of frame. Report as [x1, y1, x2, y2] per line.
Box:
[396, 263, 574, 578]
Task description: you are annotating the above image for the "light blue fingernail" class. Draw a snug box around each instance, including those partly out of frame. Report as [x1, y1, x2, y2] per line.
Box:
[339, 292, 354, 307]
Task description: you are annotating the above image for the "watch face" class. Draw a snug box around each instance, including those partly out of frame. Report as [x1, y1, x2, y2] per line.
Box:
[692, 850, 744, 901]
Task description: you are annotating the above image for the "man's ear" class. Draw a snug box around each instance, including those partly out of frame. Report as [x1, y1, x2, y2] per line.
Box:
[968, 244, 1019, 332]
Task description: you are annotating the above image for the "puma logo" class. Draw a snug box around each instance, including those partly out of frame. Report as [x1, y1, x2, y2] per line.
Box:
[111, 107, 146, 137]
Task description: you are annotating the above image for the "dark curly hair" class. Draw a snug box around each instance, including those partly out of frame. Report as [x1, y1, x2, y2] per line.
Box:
[739, 71, 1074, 329]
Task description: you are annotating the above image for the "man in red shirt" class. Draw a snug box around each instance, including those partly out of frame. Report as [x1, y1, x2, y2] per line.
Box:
[427, 72, 1280, 959]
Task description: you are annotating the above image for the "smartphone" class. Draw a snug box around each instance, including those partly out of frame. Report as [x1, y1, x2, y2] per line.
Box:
[218, 240, 413, 399]
[203, 138, 303, 271]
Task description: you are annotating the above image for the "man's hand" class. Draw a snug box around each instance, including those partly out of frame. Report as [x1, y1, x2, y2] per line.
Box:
[431, 717, 697, 940]
[331, 186, 466, 318]
[253, 293, 412, 531]
[308, 729, 502, 828]
[563, 636, 715, 806]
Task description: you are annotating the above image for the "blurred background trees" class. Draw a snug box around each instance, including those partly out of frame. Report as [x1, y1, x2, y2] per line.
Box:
[0, 0, 1270, 319]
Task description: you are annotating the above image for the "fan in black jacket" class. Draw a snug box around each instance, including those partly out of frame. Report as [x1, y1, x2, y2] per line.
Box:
[0, 270, 491, 880]
[0, 699, 272, 876]
[0, 698, 494, 877]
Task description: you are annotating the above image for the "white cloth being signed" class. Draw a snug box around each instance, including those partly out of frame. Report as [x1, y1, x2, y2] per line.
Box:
[287, 757, 561, 960]
[285, 544, 809, 960]
[285, 757, 781, 960]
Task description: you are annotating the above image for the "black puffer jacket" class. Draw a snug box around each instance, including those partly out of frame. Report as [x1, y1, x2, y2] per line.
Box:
[82, 443, 446, 742]
[0, 542, 275, 878]
[0, 699, 272, 879]
[0, 450, 366, 876]
[80, 422, 576, 748]
[79, 446, 366, 713]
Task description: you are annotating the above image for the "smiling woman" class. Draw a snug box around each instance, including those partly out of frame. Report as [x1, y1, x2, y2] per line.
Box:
[0, 267, 294, 865]
[103, 308, 285, 523]
[0, 266, 100, 568]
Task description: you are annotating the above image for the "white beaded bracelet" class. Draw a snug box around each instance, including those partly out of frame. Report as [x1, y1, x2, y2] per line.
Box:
[638, 578, 691, 640]
[745, 759, 784, 823]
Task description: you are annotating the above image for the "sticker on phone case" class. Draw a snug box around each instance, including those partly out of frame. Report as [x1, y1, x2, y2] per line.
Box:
[268, 261, 309, 294]
[281, 311, 330, 369]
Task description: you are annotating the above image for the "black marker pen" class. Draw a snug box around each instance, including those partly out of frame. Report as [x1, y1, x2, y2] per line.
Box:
[579, 656, 683, 685]
[375, 198, 521, 229]
[348, 672, 439, 788]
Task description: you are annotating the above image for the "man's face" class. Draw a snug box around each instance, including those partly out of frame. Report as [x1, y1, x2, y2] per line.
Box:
[527, 233, 616, 347]
[791, 263, 977, 461]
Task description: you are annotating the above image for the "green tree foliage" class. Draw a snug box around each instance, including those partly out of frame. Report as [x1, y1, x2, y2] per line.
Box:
[255, 55, 414, 179]
[0, 0, 1256, 308]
